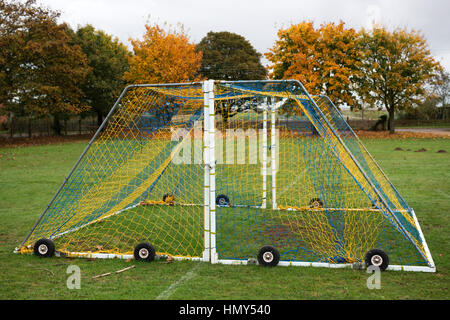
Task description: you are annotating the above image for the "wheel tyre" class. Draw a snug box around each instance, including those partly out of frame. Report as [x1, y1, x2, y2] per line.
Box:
[257, 245, 280, 267]
[33, 238, 55, 257]
[134, 242, 156, 262]
[309, 198, 323, 208]
[216, 194, 230, 206]
[365, 248, 389, 271]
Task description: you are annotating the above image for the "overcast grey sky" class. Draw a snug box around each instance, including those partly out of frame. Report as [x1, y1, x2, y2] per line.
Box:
[36, 0, 450, 70]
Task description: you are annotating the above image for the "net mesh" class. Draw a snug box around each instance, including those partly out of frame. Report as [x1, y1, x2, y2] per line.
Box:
[19, 80, 430, 266]
[214, 81, 428, 266]
[20, 84, 206, 258]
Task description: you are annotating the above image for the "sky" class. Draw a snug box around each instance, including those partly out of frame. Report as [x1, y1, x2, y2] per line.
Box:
[35, 0, 450, 70]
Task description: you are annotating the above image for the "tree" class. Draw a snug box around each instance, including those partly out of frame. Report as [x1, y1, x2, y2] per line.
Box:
[356, 27, 442, 133]
[197, 31, 267, 80]
[69, 24, 131, 126]
[433, 68, 449, 111]
[196, 31, 266, 124]
[0, 0, 89, 135]
[123, 23, 202, 84]
[265, 21, 361, 107]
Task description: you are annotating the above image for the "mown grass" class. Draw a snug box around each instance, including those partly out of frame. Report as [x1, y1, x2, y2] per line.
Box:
[0, 137, 449, 299]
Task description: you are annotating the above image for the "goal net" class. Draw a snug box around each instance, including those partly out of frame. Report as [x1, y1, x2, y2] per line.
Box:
[17, 80, 435, 271]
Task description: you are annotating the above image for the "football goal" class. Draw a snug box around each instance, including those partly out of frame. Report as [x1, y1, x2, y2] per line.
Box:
[16, 80, 435, 272]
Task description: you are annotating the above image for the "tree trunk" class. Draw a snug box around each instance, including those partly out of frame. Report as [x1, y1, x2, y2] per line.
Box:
[9, 113, 13, 138]
[28, 116, 32, 138]
[47, 117, 51, 136]
[52, 114, 62, 136]
[97, 112, 103, 127]
[388, 108, 395, 134]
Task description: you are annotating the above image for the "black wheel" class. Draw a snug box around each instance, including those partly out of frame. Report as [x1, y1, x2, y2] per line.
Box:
[365, 248, 389, 271]
[134, 242, 156, 262]
[257, 245, 280, 267]
[216, 194, 230, 206]
[309, 198, 323, 208]
[33, 238, 55, 257]
[162, 193, 175, 203]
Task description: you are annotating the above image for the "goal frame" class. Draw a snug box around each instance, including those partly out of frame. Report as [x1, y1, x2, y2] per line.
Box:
[203, 79, 435, 272]
[15, 79, 436, 272]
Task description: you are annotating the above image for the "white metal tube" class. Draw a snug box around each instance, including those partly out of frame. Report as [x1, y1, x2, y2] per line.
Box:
[216, 259, 436, 272]
[271, 102, 277, 209]
[208, 80, 218, 264]
[262, 100, 268, 209]
[53, 251, 204, 262]
[202, 80, 211, 262]
[411, 209, 435, 268]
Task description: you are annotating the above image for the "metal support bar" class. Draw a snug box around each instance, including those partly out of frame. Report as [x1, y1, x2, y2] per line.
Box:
[202, 80, 211, 262]
[262, 99, 268, 209]
[271, 101, 277, 210]
[206, 80, 218, 264]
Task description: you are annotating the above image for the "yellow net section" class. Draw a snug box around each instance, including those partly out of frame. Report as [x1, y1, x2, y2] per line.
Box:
[20, 84, 206, 258]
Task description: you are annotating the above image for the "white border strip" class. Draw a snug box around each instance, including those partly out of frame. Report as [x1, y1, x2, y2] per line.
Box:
[13, 249, 435, 272]
[217, 259, 436, 273]
[53, 251, 204, 261]
[411, 209, 435, 268]
[207, 80, 218, 264]
[271, 102, 277, 210]
[202, 80, 211, 263]
[262, 103, 268, 209]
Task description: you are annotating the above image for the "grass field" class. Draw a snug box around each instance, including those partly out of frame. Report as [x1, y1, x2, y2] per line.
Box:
[0, 136, 449, 299]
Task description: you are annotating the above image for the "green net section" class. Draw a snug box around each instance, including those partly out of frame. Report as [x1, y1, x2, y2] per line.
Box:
[214, 81, 428, 266]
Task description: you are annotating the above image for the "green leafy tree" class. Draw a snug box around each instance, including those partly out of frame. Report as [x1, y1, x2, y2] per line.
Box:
[197, 31, 267, 123]
[69, 24, 131, 126]
[356, 27, 442, 133]
[197, 31, 267, 81]
[0, 0, 89, 135]
[433, 69, 449, 117]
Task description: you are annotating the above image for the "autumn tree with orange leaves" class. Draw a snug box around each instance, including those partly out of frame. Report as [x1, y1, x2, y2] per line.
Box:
[124, 24, 202, 84]
[265, 21, 361, 107]
[267, 22, 442, 134]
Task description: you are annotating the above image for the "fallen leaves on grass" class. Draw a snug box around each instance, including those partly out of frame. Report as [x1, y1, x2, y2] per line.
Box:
[355, 130, 449, 139]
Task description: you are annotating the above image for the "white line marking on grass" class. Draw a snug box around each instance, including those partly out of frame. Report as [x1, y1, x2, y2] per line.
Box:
[155, 263, 201, 300]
